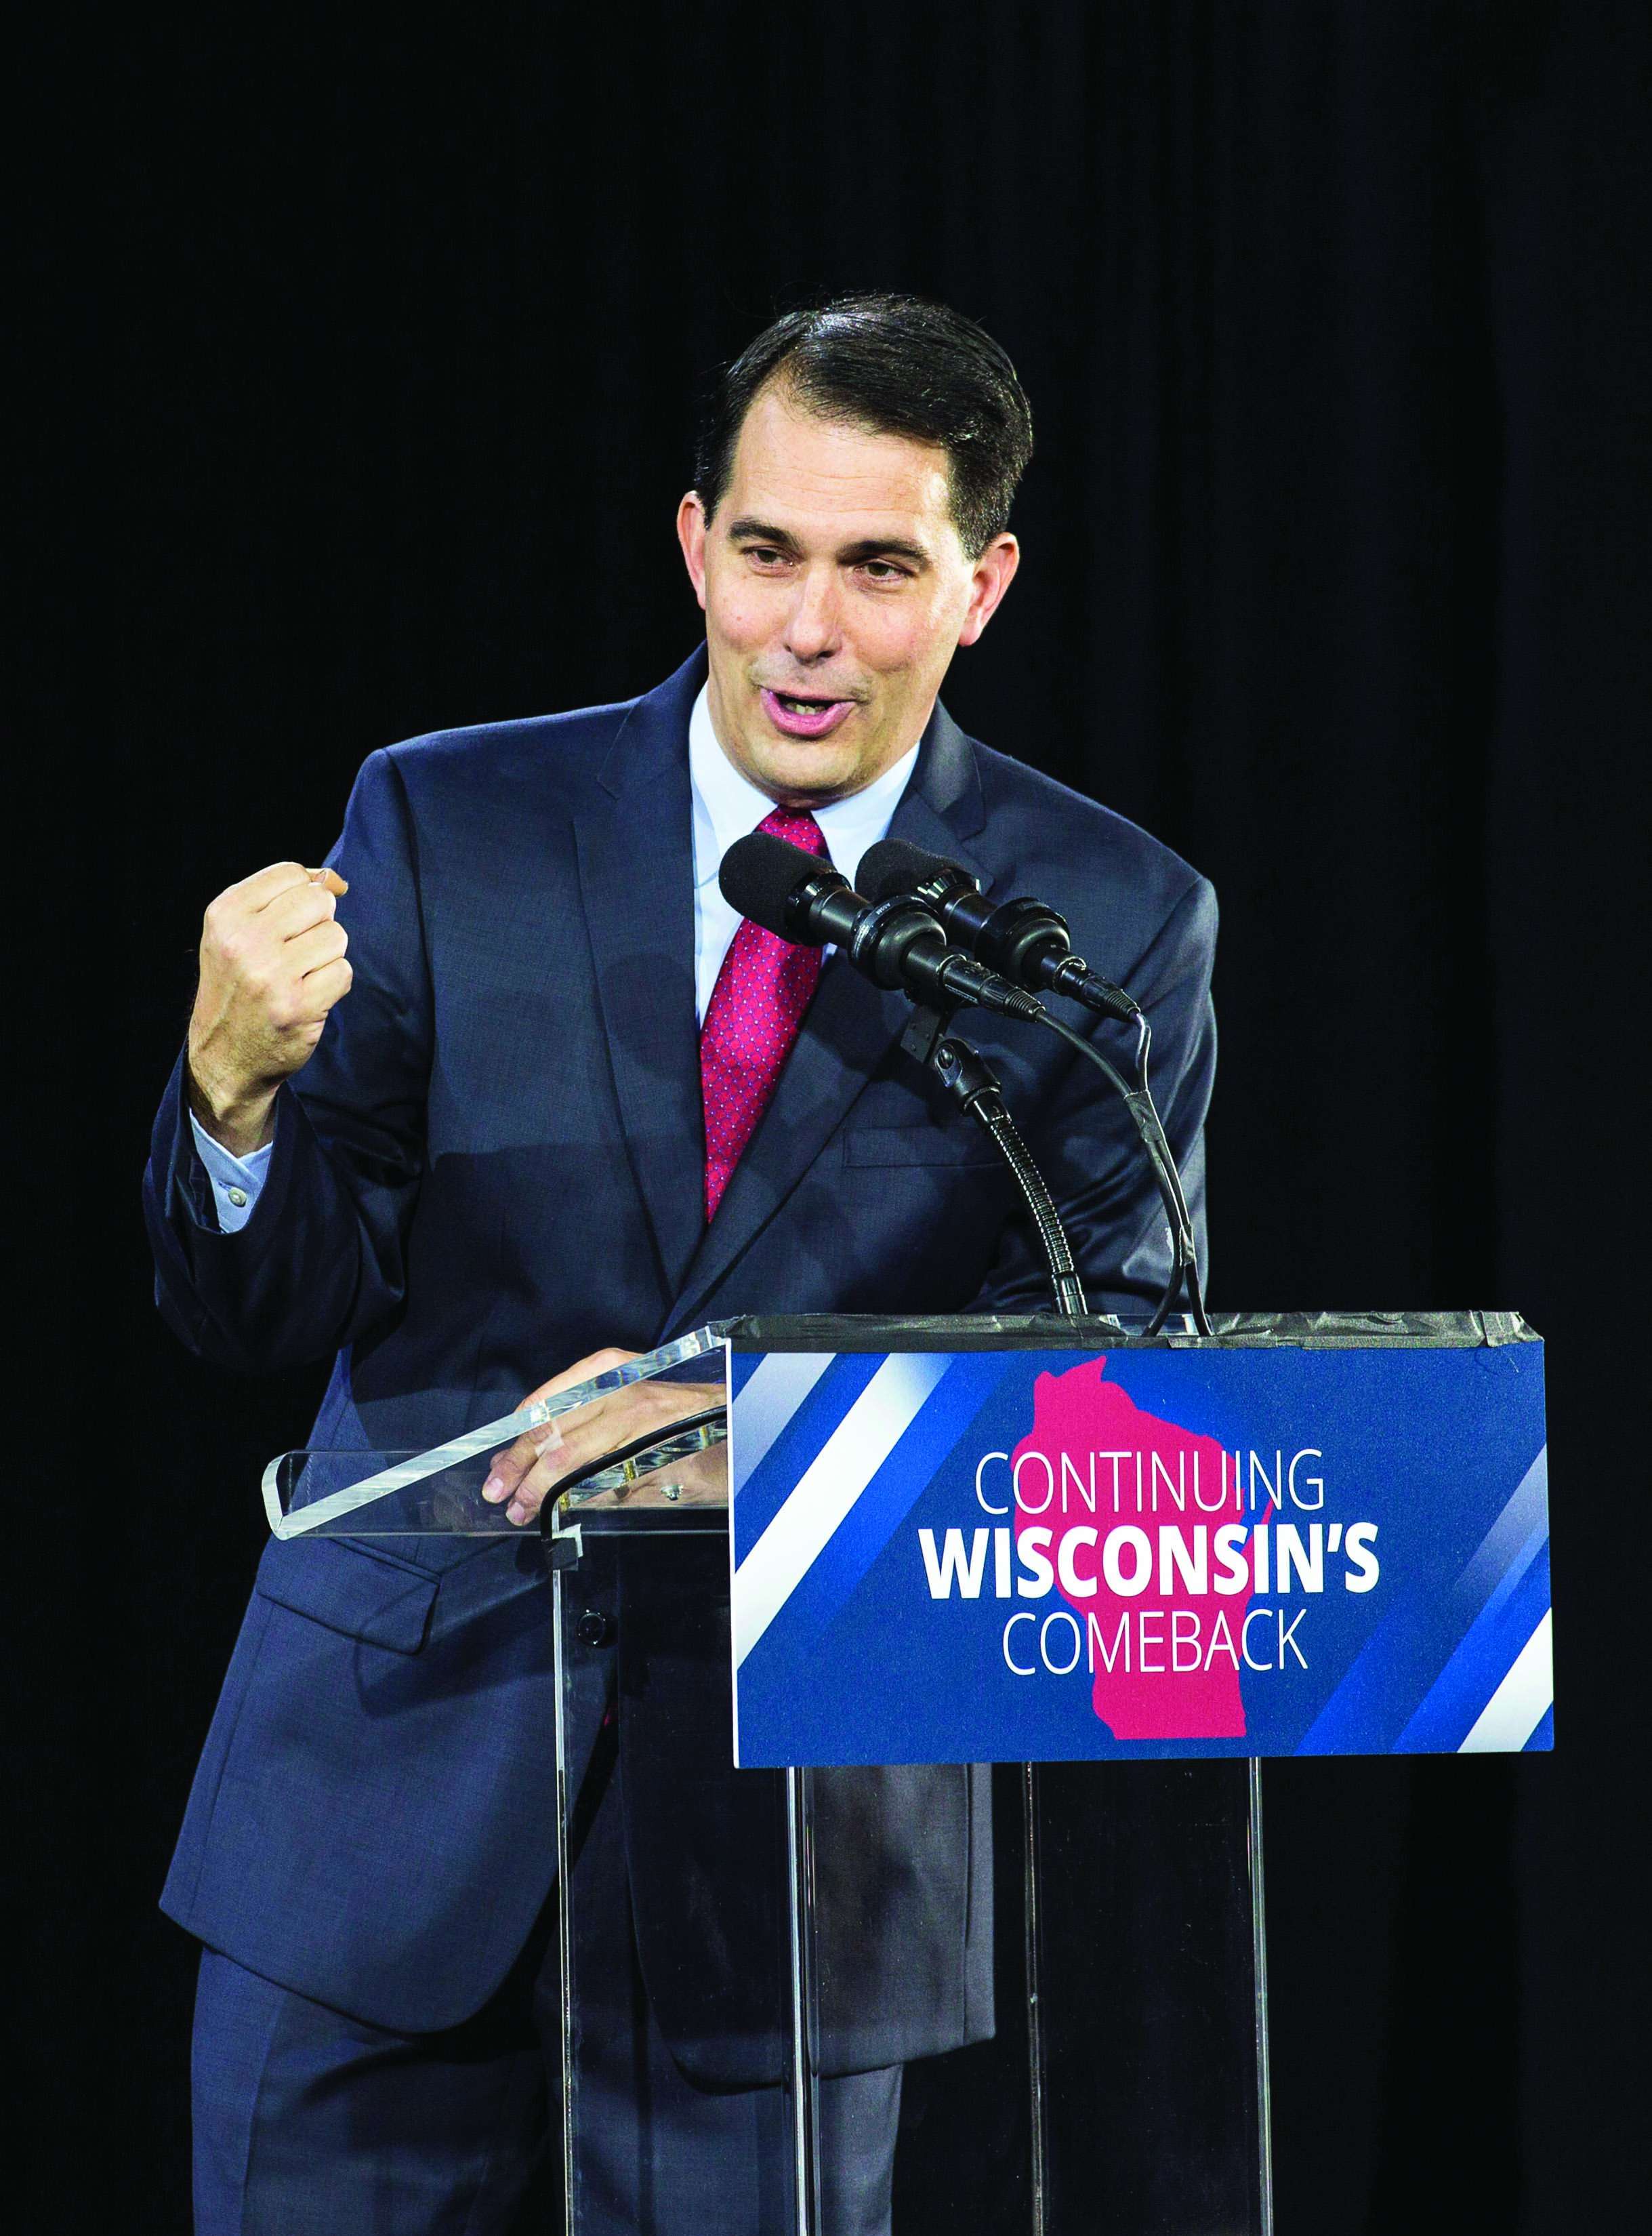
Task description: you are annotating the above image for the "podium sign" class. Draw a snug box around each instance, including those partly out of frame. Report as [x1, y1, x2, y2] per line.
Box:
[729, 1314, 1551, 1766]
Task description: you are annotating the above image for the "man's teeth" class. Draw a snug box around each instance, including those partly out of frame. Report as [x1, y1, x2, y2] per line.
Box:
[779, 694, 833, 712]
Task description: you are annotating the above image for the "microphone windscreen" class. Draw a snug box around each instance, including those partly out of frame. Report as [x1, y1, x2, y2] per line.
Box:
[858, 837, 961, 902]
[718, 830, 826, 936]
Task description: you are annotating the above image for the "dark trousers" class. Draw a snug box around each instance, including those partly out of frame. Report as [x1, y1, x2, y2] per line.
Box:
[192, 1939, 901, 2235]
[191, 1756, 901, 2236]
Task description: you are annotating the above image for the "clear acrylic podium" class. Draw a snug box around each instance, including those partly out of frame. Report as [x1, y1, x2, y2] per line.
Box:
[267, 1320, 1272, 2236]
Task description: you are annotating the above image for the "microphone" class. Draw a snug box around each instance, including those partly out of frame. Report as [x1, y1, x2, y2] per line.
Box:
[718, 832, 1044, 1021]
[861, 841, 1211, 1332]
[857, 838, 1141, 1024]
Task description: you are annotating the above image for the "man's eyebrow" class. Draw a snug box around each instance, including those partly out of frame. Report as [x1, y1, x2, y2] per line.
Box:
[724, 516, 801, 550]
[837, 535, 932, 569]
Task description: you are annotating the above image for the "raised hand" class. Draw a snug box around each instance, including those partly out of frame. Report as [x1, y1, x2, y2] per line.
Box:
[186, 863, 352, 1154]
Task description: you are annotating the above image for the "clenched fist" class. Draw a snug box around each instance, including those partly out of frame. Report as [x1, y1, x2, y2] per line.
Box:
[186, 861, 354, 1155]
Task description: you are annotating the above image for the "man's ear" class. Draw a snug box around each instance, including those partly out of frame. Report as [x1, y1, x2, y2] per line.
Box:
[677, 491, 709, 611]
[956, 533, 1020, 647]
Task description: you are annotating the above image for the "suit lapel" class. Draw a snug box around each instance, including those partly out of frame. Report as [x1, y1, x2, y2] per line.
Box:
[575, 649, 708, 1306]
[665, 695, 989, 1337]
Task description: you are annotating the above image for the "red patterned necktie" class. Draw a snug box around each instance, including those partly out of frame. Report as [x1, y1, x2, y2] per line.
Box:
[700, 805, 829, 1221]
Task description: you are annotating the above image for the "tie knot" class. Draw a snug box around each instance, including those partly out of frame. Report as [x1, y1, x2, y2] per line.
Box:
[758, 803, 828, 858]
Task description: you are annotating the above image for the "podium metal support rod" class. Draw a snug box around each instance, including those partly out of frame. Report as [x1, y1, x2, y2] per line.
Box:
[1249, 1758, 1277, 2236]
[785, 1766, 823, 2235]
[552, 1565, 578, 2236]
[1022, 1761, 1050, 2236]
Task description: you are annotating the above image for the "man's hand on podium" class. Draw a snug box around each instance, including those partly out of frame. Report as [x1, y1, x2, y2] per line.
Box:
[186, 863, 353, 1158]
[480, 1348, 723, 1526]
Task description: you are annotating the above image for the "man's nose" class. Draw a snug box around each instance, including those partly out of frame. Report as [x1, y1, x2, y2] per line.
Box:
[782, 566, 843, 663]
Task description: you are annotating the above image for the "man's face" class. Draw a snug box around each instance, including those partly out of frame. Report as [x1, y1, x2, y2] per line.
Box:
[677, 383, 1019, 806]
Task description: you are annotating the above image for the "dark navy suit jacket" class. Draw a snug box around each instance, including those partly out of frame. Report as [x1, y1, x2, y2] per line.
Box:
[146, 645, 1216, 2077]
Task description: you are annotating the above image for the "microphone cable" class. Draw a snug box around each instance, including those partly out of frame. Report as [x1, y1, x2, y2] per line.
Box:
[1025, 1005, 1212, 1337]
[856, 838, 1210, 1332]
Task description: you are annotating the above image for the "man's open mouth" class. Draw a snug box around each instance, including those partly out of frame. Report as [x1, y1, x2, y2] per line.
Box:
[759, 687, 858, 739]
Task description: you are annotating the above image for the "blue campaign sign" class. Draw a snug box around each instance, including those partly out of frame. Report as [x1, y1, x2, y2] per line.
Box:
[727, 1329, 1552, 1766]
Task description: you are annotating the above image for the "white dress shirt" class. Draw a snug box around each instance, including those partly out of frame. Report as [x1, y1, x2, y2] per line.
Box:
[191, 684, 920, 1231]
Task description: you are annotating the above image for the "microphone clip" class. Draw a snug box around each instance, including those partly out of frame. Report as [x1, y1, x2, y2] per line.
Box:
[899, 1000, 957, 1070]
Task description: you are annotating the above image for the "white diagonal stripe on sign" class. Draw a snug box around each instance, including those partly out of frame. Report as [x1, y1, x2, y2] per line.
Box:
[732, 1353, 951, 1667]
[729, 1351, 835, 1496]
[1458, 1610, 1553, 1752]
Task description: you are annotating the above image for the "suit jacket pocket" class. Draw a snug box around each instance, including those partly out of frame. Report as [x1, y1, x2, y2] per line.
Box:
[841, 1123, 1005, 1168]
[255, 1537, 439, 1655]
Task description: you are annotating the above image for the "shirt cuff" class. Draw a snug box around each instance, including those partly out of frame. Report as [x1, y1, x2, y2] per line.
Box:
[188, 1112, 274, 1234]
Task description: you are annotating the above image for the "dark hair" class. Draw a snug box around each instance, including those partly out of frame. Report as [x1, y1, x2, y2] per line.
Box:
[694, 293, 1035, 558]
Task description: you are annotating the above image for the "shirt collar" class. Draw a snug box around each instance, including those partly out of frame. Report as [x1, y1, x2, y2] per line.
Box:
[688, 684, 920, 892]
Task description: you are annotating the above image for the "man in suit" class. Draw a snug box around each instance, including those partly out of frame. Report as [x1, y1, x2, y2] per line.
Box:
[147, 293, 1218, 2233]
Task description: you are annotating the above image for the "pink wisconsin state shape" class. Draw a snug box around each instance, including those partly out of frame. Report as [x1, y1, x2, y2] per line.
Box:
[1011, 1360, 1261, 1740]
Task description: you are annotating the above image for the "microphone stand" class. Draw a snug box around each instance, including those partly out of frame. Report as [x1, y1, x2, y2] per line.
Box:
[899, 1000, 1089, 1319]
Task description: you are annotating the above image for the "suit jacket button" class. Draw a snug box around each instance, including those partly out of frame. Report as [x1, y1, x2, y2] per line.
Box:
[575, 1610, 614, 1649]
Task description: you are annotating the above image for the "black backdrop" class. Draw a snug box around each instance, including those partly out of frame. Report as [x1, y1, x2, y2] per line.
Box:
[18, 4, 1649, 2229]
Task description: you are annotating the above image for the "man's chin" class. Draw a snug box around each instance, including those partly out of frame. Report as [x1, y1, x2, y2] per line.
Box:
[739, 733, 866, 805]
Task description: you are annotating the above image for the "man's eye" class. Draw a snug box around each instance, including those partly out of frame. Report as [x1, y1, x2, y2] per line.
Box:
[745, 546, 787, 567]
[861, 561, 908, 583]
